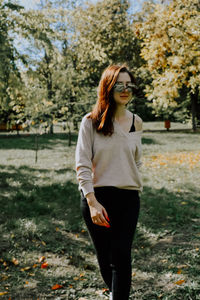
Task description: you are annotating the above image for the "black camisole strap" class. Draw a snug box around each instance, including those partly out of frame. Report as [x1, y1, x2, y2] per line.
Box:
[129, 114, 135, 132]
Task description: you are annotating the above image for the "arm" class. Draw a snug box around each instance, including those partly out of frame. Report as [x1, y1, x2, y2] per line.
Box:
[75, 116, 110, 227]
[75, 116, 94, 197]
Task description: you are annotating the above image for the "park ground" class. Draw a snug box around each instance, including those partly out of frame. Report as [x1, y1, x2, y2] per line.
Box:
[0, 122, 200, 299]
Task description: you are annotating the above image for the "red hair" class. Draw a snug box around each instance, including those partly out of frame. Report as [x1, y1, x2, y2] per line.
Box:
[88, 64, 137, 136]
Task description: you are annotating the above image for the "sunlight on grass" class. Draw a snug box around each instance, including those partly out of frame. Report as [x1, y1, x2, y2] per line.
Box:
[0, 128, 200, 299]
[143, 151, 200, 169]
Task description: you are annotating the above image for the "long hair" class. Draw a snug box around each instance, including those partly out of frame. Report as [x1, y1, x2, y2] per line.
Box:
[88, 64, 137, 136]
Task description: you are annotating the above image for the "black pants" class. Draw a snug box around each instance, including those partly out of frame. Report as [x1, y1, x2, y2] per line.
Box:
[80, 186, 140, 300]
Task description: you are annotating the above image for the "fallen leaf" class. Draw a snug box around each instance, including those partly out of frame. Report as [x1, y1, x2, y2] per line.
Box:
[73, 277, 79, 281]
[51, 284, 63, 290]
[102, 288, 109, 293]
[41, 262, 48, 269]
[0, 292, 8, 296]
[177, 264, 188, 269]
[177, 269, 182, 274]
[12, 258, 19, 266]
[174, 279, 185, 285]
[196, 248, 199, 251]
[32, 264, 38, 268]
[0, 275, 9, 281]
[69, 284, 73, 288]
[38, 256, 45, 263]
[79, 273, 85, 277]
[41, 241, 46, 246]
[20, 267, 31, 272]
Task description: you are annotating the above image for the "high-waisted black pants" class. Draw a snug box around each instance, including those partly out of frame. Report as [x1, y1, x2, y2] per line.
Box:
[80, 186, 140, 300]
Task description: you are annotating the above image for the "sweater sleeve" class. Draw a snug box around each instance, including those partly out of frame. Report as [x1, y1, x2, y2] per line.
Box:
[75, 115, 94, 197]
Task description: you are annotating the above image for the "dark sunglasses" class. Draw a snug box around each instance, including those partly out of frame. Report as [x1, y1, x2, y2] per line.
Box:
[113, 82, 136, 92]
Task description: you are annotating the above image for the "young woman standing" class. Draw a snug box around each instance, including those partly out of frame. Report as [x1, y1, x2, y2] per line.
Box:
[75, 64, 143, 300]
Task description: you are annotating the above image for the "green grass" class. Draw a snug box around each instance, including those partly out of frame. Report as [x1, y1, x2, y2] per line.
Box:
[0, 126, 200, 299]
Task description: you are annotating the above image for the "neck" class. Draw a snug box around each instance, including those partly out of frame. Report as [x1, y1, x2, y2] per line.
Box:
[114, 105, 127, 120]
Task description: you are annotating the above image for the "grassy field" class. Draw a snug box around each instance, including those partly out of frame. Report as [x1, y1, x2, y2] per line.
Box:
[0, 124, 200, 299]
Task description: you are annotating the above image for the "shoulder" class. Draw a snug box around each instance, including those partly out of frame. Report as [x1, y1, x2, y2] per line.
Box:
[134, 114, 143, 131]
[80, 112, 93, 131]
[81, 112, 92, 124]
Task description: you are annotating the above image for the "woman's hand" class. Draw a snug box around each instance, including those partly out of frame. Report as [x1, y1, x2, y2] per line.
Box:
[86, 193, 110, 228]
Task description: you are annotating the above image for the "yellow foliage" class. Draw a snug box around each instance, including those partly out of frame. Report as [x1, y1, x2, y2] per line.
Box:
[138, 0, 200, 109]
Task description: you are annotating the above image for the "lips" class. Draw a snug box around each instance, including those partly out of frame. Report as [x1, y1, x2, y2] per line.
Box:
[120, 95, 129, 98]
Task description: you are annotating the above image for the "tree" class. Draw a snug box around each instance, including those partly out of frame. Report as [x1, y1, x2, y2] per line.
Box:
[0, 1, 24, 125]
[135, 0, 200, 130]
[71, 0, 141, 85]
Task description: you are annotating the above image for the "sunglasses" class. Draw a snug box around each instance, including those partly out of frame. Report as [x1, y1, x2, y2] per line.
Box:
[113, 82, 136, 93]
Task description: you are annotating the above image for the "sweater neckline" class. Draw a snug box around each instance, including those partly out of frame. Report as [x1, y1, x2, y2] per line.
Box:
[113, 119, 142, 136]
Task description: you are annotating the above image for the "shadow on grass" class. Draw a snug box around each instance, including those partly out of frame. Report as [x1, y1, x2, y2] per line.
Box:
[0, 165, 98, 298]
[130, 185, 200, 299]
[1, 165, 200, 299]
[142, 137, 161, 145]
[0, 164, 91, 259]
[0, 132, 78, 150]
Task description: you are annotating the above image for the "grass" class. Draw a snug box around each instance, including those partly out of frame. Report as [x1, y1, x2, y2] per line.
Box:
[0, 124, 200, 299]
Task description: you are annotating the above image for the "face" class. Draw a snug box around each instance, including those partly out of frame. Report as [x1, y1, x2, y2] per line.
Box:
[113, 72, 133, 106]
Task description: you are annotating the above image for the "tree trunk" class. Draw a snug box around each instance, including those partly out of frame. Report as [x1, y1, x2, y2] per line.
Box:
[191, 88, 198, 132]
[67, 121, 71, 146]
[49, 122, 54, 134]
[35, 133, 39, 163]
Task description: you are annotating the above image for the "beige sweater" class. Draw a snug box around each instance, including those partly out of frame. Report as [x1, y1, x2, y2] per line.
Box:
[75, 113, 143, 197]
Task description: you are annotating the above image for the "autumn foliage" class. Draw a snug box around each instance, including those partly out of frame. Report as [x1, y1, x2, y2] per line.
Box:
[135, 0, 200, 128]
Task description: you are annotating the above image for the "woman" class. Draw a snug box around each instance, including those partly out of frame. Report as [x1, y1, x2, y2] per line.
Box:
[75, 64, 143, 300]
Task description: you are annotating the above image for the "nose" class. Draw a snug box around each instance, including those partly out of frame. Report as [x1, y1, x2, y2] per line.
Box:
[123, 83, 128, 91]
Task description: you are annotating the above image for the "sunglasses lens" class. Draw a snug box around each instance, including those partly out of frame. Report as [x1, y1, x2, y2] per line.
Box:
[114, 84, 134, 92]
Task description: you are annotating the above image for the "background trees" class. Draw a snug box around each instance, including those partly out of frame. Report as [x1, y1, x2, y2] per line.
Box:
[136, 0, 200, 130]
[0, 1, 25, 126]
[0, 0, 199, 132]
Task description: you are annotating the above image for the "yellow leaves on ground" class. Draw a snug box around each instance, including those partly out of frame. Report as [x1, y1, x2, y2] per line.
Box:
[73, 273, 85, 281]
[0, 292, 8, 296]
[144, 151, 200, 169]
[174, 279, 185, 285]
[11, 258, 19, 266]
[20, 266, 32, 272]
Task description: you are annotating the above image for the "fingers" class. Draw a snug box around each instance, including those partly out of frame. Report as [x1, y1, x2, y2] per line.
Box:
[92, 217, 110, 227]
[92, 210, 110, 228]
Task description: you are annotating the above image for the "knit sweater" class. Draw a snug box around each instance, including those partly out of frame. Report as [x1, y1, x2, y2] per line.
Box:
[75, 113, 143, 197]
